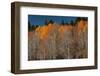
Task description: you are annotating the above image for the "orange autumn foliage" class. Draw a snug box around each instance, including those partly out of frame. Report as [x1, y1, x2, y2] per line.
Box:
[77, 20, 87, 32]
[30, 20, 87, 40]
[58, 25, 73, 33]
[35, 24, 57, 39]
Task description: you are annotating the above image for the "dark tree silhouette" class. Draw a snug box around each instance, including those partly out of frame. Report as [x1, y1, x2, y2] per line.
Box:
[32, 25, 39, 31]
[28, 21, 33, 31]
[28, 21, 39, 31]
[82, 17, 88, 21]
[76, 17, 88, 23]
[75, 17, 82, 22]
[49, 19, 54, 24]
[45, 19, 54, 25]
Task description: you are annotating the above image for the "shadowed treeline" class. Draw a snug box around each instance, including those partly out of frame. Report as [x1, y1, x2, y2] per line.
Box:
[28, 17, 88, 60]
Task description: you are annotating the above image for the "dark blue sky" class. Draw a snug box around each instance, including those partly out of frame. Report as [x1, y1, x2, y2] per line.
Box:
[28, 15, 78, 26]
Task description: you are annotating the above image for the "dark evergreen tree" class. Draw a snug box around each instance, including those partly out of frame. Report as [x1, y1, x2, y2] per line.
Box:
[28, 21, 32, 31]
[75, 17, 82, 22]
[45, 19, 54, 25]
[28, 21, 39, 31]
[75, 17, 88, 25]
[82, 17, 88, 21]
[49, 19, 54, 24]
[32, 25, 39, 31]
